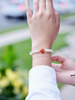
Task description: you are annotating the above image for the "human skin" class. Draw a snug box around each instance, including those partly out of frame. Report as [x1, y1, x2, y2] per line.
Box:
[25, 0, 60, 67]
[51, 55, 75, 86]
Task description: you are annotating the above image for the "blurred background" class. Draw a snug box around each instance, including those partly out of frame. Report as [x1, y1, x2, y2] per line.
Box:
[0, 0, 75, 100]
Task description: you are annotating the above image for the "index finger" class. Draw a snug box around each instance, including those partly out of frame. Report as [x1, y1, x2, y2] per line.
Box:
[51, 55, 68, 63]
[25, 0, 32, 21]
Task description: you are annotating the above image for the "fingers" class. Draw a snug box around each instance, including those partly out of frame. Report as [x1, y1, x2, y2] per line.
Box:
[46, 0, 54, 13]
[33, 0, 39, 15]
[52, 63, 62, 72]
[39, 0, 46, 12]
[26, 0, 54, 17]
[51, 55, 68, 63]
[54, 9, 60, 28]
[33, 0, 54, 14]
[26, 0, 55, 21]
[25, 0, 32, 21]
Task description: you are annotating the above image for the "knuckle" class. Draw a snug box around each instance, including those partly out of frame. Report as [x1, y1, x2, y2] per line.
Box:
[38, 12, 44, 17]
[26, 8, 29, 12]
[31, 15, 37, 21]
[47, 0, 51, 2]
[28, 19, 32, 24]
[56, 12, 60, 17]
[25, 3, 29, 7]
[47, 0, 50, 1]
[26, 5, 29, 12]
[56, 25, 59, 30]
[40, 0, 45, 2]
[46, 12, 51, 19]
[57, 12, 60, 16]
[50, 12, 54, 16]
[33, 15, 37, 20]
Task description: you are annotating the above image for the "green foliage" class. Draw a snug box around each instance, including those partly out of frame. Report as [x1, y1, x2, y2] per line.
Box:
[0, 45, 16, 76]
[52, 33, 68, 51]
[2, 45, 16, 66]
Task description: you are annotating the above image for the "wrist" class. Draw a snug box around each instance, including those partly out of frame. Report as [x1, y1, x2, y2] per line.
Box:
[32, 38, 52, 51]
[32, 42, 52, 51]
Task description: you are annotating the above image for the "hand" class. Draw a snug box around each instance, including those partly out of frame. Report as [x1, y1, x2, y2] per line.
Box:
[25, 0, 60, 50]
[51, 55, 75, 86]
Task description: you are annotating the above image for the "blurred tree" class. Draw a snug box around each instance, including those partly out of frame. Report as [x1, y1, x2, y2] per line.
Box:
[2, 45, 16, 66]
[0, 45, 16, 75]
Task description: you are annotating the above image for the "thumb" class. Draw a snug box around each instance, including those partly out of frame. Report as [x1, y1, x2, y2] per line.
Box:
[51, 55, 68, 63]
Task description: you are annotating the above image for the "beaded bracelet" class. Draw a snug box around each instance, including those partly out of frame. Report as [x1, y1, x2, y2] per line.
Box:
[29, 48, 54, 55]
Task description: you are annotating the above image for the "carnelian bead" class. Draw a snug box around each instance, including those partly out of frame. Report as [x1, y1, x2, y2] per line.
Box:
[40, 49, 44, 53]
